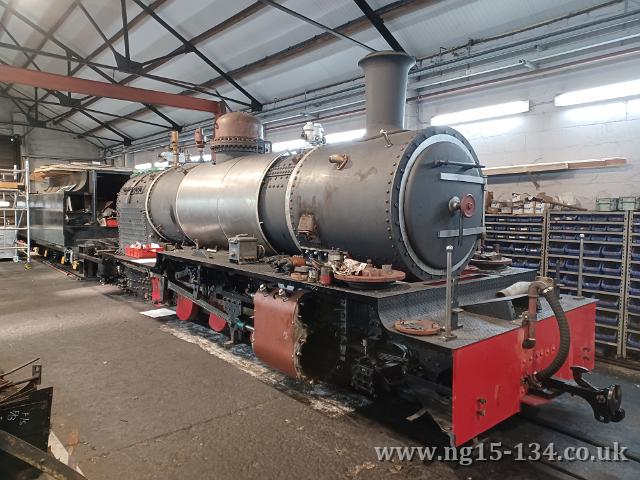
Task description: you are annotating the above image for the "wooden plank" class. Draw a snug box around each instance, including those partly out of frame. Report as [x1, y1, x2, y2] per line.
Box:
[482, 157, 627, 176]
[0, 181, 21, 190]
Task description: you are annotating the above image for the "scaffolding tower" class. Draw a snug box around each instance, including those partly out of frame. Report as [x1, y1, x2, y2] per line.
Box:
[0, 159, 31, 266]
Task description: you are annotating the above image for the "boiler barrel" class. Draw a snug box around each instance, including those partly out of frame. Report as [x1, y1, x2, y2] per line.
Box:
[170, 126, 484, 279]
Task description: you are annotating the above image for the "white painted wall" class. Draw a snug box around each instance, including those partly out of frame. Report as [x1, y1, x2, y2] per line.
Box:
[265, 56, 640, 210]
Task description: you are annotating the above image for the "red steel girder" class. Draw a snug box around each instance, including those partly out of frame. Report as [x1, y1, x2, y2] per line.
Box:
[0, 65, 224, 114]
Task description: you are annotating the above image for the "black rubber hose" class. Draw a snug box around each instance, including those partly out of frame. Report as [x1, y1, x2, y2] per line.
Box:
[535, 289, 571, 381]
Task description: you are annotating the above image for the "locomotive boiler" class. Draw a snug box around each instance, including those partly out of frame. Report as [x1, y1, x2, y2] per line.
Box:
[116, 51, 624, 446]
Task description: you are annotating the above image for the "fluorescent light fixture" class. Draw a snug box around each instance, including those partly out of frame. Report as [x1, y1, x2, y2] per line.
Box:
[134, 163, 152, 170]
[189, 154, 212, 162]
[272, 139, 306, 153]
[154, 161, 169, 168]
[555, 79, 640, 106]
[453, 117, 524, 138]
[431, 101, 530, 126]
[563, 102, 626, 123]
[325, 129, 366, 144]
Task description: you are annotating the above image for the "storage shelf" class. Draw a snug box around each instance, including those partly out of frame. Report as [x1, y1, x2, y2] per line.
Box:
[597, 306, 620, 314]
[486, 230, 542, 235]
[597, 323, 620, 331]
[548, 238, 622, 245]
[549, 220, 625, 225]
[503, 253, 541, 259]
[556, 270, 622, 280]
[559, 286, 621, 296]
[548, 254, 622, 262]
[485, 221, 542, 226]
[486, 238, 542, 244]
[596, 339, 619, 347]
[549, 229, 623, 234]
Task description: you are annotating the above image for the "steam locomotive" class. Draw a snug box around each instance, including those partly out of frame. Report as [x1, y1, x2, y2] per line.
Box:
[110, 51, 624, 446]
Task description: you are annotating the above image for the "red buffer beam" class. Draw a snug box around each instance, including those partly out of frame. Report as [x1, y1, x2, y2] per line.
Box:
[0, 65, 225, 114]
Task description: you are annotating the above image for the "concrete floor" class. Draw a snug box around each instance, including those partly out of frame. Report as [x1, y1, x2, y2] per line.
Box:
[1, 260, 639, 479]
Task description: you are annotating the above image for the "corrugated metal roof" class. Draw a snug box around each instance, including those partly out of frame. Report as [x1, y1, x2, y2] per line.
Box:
[0, 0, 622, 147]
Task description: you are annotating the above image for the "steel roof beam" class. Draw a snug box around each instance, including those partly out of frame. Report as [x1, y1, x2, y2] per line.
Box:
[131, 0, 263, 111]
[0, 0, 182, 130]
[77, 110, 132, 145]
[0, 41, 248, 106]
[0, 65, 224, 113]
[258, 0, 376, 52]
[83, 0, 429, 137]
[0, 91, 171, 128]
[352, 0, 405, 52]
[50, 2, 266, 125]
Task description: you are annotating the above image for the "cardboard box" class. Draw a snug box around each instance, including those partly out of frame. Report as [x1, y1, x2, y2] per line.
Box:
[523, 201, 535, 214]
[500, 204, 513, 214]
[534, 202, 549, 214]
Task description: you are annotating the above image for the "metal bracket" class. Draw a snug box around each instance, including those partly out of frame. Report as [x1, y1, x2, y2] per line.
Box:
[439, 172, 486, 185]
[438, 226, 485, 238]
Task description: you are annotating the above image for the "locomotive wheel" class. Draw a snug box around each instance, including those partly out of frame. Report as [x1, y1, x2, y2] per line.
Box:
[208, 313, 227, 332]
[176, 295, 200, 321]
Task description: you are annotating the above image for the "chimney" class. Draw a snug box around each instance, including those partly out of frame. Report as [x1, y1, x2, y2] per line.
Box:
[358, 51, 415, 137]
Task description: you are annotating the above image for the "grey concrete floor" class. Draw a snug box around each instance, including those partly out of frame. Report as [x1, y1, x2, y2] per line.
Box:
[0, 261, 454, 479]
[1, 260, 639, 479]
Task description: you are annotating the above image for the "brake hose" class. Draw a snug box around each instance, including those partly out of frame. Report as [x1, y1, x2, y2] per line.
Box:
[535, 288, 571, 381]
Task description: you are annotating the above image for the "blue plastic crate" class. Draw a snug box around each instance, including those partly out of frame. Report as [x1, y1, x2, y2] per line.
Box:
[526, 245, 541, 255]
[602, 264, 622, 276]
[628, 318, 640, 331]
[564, 233, 578, 240]
[501, 243, 514, 253]
[550, 233, 563, 239]
[525, 260, 540, 269]
[632, 248, 640, 261]
[589, 234, 607, 242]
[601, 279, 621, 292]
[606, 235, 622, 243]
[606, 224, 624, 232]
[592, 225, 607, 232]
[602, 245, 622, 258]
[584, 278, 603, 290]
[564, 259, 579, 271]
[511, 260, 526, 268]
[565, 245, 581, 256]
[583, 260, 602, 274]
[598, 298, 619, 309]
[630, 265, 640, 278]
[629, 282, 640, 296]
[608, 214, 624, 222]
[628, 302, 640, 314]
[549, 245, 565, 255]
[561, 275, 578, 287]
[584, 245, 603, 257]
[596, 330, 617, 343]
[596, 314, 618, 326]
[627, 334, 640, 350]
